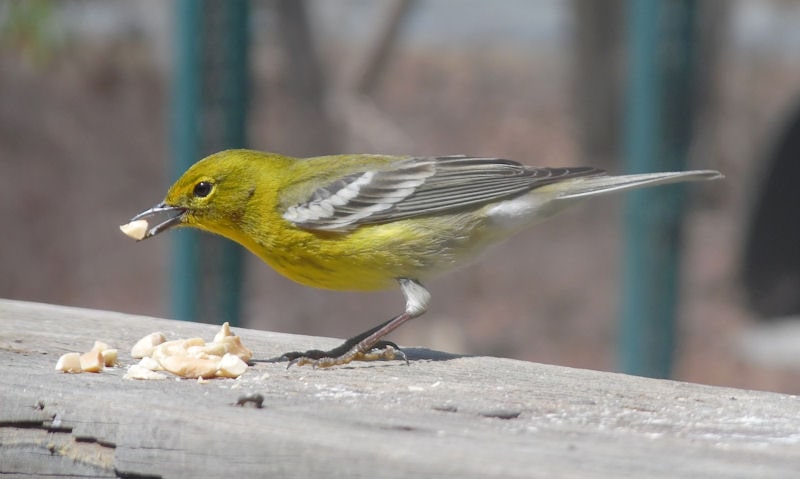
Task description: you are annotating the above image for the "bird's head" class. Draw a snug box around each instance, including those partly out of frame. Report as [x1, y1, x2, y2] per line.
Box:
[121, 150, 277, 241]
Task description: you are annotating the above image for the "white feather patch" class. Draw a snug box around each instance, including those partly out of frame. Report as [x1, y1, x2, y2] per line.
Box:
[484, 192, 566, 231]
[283, 171, 378, 224]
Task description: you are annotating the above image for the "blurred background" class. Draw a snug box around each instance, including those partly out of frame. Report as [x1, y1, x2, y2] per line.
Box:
[2, 0, 800, 393]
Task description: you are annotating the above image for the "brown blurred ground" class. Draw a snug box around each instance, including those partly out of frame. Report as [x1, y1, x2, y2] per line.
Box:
[2, 29, 799, 394]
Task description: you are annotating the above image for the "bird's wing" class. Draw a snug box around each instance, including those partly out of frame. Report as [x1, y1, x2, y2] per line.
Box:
[282, 156, 604, 231]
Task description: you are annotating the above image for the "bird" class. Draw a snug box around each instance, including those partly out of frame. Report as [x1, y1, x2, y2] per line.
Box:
[121, 149, 722, 368]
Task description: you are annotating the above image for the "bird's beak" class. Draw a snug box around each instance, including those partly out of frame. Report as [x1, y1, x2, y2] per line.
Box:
[120, 202, 186, 241]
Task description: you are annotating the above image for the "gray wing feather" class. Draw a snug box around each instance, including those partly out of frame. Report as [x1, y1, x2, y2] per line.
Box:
[283, 156, 603, 231]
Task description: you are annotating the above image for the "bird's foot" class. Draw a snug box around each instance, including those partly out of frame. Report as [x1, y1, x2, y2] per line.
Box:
[283, 340, 407, 368]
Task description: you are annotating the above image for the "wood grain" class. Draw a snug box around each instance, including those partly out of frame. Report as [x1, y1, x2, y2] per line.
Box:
[1, 299, 798, 478]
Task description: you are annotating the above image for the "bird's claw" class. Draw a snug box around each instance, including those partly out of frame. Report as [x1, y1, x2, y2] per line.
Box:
[284, 343, 407, 369]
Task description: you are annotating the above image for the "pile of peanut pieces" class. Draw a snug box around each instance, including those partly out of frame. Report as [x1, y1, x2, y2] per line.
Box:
[54, 322, 253, 381]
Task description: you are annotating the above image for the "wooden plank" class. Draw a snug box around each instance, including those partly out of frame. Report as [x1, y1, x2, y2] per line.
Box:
[1, 298, 798, 478]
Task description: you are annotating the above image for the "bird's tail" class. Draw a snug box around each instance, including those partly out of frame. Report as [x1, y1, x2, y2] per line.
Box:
[549, 170, 723, 200]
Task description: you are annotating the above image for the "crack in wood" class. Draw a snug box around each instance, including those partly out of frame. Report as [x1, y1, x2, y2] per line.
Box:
[113, 469, 164, 479]
[1, 422, 116, 474]
[0, 420, 73, 434]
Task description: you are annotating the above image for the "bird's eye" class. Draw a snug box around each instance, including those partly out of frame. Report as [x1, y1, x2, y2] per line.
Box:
[193, 181, 213, 198]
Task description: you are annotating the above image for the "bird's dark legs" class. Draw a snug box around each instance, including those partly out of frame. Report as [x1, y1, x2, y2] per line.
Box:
[281, 316, 404, 362]
[282, 279, 430, 368]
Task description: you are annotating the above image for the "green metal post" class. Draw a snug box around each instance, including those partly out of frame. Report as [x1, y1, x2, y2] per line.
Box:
[216, 0, 249, 326]
[171, 0, 203, 322]
[171, 0, 249, 325]
[620, 0, 696, 378]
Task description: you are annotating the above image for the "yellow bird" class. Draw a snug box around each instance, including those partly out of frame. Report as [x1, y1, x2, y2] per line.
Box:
[121, 149, 722, 367]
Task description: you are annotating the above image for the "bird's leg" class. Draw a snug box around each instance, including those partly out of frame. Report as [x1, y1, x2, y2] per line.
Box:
[284, 279, 430, 368]
[282, 317, 402, 362]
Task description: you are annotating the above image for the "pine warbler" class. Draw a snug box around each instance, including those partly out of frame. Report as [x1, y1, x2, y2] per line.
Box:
[121, 149, 722, 367]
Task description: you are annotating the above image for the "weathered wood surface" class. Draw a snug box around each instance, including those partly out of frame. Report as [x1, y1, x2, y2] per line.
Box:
[1, 299, 799, 478]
